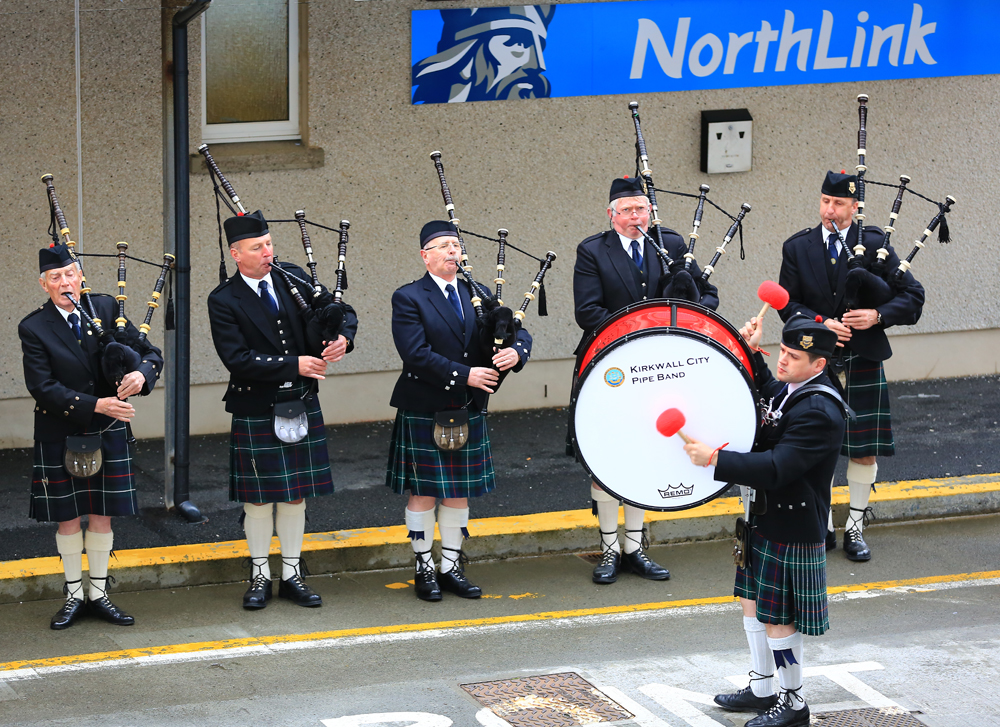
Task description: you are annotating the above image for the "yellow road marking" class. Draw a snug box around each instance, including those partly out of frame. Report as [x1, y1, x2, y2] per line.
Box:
[4, 473, 998, 581]
[2, 570, 997, 674]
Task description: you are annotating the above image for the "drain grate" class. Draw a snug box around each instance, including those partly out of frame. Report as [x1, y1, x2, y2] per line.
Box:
[461, 672, 633, 726]
[813, 706, 927, 726]
[576, 552, 604, 565]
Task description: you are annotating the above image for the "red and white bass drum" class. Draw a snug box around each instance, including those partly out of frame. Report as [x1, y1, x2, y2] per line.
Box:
[570, 300, 760, 511]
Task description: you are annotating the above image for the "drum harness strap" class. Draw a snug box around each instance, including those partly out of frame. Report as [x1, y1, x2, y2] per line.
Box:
[763, 383, 856, 427]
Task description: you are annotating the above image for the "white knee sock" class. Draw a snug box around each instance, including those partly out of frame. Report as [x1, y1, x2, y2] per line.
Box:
[622, 504, 646, 554]
[244, 503, 274, 580]
[827, 475, 835, 533]
[275, 501, 306, 580]
[744, 616, 775, 697]
[84, 529, 114, 601]
[768, 632, 806, 709]
[405, 507, 437, 569]
[56, 530, 84, 601]
[591, 485, 620, 554]
[437, 504, 469, 574]
[846, 461, 877, 532]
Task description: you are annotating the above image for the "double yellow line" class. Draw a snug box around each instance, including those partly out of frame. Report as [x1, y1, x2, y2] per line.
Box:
[4, 569, 997, 675]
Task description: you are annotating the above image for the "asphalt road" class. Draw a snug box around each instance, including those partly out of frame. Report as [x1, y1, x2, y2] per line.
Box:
[0, 373, 997, 561]
[0, 513, 997, 726]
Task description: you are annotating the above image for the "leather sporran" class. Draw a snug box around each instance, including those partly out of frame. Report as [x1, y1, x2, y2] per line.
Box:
[64, 435, 103, 478]
[733, 516, 751, 569]
[433, 410, 469, 451]
[273, 399, 308, 443]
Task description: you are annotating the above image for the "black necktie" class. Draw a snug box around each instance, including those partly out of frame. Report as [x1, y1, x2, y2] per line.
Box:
[630, 239, 643, 269]
[68, 312, 82, 344]
[445, 283, 464, 322]
[259, 280, 278, 315]
[827, 232, 840, 266]
[826, 232, 841, 289]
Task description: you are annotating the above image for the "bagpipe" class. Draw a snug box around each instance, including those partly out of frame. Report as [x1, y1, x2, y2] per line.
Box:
[628, 101, 752, 303]
[838, 94, 955, 310]
[428, 151, 556, 388]
[41, 173, 174, 387]
[197, 143, 353, 354]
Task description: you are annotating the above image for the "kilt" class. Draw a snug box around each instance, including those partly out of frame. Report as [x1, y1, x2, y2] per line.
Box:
[841, 352, 894, 458]
[385, 409, 496, 498]
[735, 531, 829, 636]
[229, 383, 333, 503]
[29, 419, 137, 522]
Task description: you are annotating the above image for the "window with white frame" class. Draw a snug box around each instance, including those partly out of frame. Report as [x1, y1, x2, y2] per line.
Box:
[200, 0, 299, 143]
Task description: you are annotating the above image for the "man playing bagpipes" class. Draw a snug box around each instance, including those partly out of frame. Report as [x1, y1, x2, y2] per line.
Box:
[684, 314, 850, 727]
[20, 244, 163, 630]
[385, 221, 532, 602]
[778, 171, 924, 561]
[207, 211, 358, 610]
[572, 176, 719, 585]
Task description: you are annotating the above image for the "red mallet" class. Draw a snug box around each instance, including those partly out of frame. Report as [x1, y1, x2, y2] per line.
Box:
[656, 408, 692, 444]
[756, 280, 790, 321]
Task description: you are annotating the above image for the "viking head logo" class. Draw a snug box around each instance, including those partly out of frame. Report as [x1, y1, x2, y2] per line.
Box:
[413, 6, 556, 104]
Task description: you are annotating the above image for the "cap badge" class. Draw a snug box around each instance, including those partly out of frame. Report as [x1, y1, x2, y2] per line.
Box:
[848, 182, 856, 194]
[800, 335, 814, 350]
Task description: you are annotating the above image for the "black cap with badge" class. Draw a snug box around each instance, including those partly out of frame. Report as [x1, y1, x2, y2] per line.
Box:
[781, 314, 838, 359]
[821, 170, 858, 199]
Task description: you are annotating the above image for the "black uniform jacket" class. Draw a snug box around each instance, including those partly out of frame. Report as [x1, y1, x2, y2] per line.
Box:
[714, 355, 846, 544]
[207, 262, 358, 416]
[778, 223, 924, 361]
[573, 228, 719, 355]
[389, 273, 532, 414]
[19, 295, 163, 443]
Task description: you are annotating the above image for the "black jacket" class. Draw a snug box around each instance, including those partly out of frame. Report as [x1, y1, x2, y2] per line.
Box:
[389, 273, 531, 413]
[19, 295, 162, 442]
[714, 355, 846, 544]
[778, 223, 924, 361]
[207, 262, 358, 415]
[573, 228, 719, 354]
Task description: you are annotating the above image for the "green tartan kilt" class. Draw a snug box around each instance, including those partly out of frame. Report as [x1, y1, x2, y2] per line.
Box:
[735, 531, 829, 636]
[385, 409, 497, 499]
[29, 419, 137, 522]
[841, 352, 895, 458]
[229, 383, 333, 503]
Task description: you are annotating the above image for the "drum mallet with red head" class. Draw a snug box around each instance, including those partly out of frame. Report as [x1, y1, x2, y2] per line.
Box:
[656, 408, 692, 444]
[756, 280, 789, 321]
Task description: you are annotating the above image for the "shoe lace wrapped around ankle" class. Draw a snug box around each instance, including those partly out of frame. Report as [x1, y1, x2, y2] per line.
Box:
[441, 546, 469, 575]
[762, 687, 803, 716]
[624, 526, 651, 552]
[88, 574, 116, 600]
[849, 505, 876, 529]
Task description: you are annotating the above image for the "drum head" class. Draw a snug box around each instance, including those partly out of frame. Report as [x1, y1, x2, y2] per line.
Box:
[573, 328, 758, 511]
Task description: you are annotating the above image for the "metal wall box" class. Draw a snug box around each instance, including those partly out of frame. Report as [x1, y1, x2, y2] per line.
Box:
[701, 108, 753, 174]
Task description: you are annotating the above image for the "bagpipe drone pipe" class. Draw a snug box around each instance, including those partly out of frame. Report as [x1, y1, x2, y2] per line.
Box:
[838, 94, 955, 311]
[41, 173, 174, 387]
[198, 143, 354, 354]
[429, 151, 556, 391]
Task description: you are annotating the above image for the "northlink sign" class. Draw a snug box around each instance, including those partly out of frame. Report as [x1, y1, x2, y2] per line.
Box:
[411, 1, 999, 103]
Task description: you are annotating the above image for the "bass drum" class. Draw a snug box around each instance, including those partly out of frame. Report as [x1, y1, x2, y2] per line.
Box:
[571, 300, 759, 511]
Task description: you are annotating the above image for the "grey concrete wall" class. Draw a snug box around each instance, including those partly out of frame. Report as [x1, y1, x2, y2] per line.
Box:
[2, 0, 998, 447]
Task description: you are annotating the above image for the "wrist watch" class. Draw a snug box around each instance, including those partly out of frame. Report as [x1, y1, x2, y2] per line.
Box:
[875, 311, 883, 325]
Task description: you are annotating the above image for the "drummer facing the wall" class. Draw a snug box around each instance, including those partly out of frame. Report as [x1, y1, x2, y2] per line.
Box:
[572, 176, 719, 584]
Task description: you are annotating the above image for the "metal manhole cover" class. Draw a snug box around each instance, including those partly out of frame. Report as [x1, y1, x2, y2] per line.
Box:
[461, 672, 633, 726]
[813, 706, 927, 726]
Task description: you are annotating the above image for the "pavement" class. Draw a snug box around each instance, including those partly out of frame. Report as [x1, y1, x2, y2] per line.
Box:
[1, 513, 998, 726]
[1, 373, 999, 604]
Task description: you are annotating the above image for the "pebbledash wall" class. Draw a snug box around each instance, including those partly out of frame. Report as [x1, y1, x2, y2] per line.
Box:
[1, 0, 998, 449]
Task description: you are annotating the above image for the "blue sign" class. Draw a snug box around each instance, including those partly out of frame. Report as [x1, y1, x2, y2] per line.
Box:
[412, 2, 1000, 103]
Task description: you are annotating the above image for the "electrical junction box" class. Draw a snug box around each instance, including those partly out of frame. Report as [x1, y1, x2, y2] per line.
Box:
[701, 109, 753, 174]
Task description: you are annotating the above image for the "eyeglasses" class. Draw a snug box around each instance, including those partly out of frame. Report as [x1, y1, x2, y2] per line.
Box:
[616, 206, 649, 216]
[423, 241, 463, 252]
